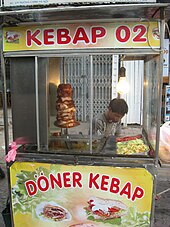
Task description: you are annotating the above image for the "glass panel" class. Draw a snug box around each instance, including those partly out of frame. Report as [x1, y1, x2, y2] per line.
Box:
[143, 55, 160, 157]
[48, 57, 90, 153]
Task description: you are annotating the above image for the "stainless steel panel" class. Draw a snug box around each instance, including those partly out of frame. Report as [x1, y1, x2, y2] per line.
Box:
[3, 0, 157, 8]
[0, 3, 169, 23]
[10, 57, 49, 147]
[4, 49, 162, 57]
[10, 57, 37, 144]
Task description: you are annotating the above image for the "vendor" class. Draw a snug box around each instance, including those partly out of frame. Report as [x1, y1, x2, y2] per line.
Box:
[93, 98, 128, 138]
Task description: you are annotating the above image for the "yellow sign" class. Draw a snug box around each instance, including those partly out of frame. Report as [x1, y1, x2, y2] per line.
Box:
[10, 162, 153, 227]
[3, 22, 160, 52]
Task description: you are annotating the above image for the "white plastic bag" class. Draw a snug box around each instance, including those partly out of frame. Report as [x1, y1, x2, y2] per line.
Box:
[159, 121, 170, 163]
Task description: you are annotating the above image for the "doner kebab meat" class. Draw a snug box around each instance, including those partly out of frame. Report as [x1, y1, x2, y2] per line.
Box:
[55, 83, 80, 128]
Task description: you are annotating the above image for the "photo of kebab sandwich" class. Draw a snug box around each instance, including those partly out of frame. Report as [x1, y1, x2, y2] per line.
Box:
[36, 201, 71, 222]
[5, 31, 21, 43]
[85, 197, 128, 223]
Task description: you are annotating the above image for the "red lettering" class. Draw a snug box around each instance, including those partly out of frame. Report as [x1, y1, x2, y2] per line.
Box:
[27, 30, 41, 46]
[110, 177, 120, 193]
[133, 25, 147, 42]
[116, 26, 131, 43]
[50, 173, 62, 189]
[73, 172, 82, 188]
[57, 29, 71, 44]
[73, 27, 90, 44]
[89, 173, 99, 189]
[44, 29, 54, 45]
[37, 175, 49, 192]
[120, 182, 131, 199]
[63, 172, 71, 188]
[91, 27, 106, 43]
[132, 186, 144, 201]
[25, 180, 37, 196]
[100, 175, 109, 191]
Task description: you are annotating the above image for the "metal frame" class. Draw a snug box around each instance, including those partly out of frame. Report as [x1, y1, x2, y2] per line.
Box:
[4, 49, 162, 57]
[0, 4, 167, 227]
[35, 56, 40, 151]
[0, 4, 168, 16]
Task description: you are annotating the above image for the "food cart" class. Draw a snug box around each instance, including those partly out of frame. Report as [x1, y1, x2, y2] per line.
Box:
[1, 1, 169, 227]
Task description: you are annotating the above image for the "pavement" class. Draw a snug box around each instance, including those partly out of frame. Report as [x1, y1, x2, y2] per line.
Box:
[0, 110, 170, 227]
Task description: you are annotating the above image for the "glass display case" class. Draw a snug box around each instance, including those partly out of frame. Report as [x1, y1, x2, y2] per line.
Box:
[9, 55, 160, 161]
[1, 3, 168, 227]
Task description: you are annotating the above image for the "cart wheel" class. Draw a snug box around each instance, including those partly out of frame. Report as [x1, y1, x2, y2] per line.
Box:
[0, 167, 5, 179]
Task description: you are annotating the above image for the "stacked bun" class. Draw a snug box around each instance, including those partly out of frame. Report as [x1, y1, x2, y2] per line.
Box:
[55, 84, 80, 128]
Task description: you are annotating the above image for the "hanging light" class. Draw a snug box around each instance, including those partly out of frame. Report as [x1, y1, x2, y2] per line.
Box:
[116, 66, 129, 94]
[116, 77, 129, 94]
